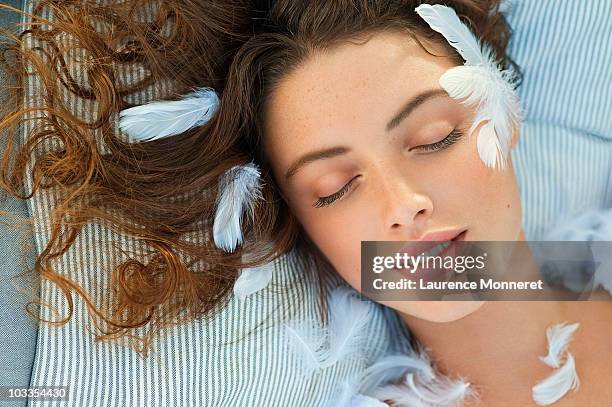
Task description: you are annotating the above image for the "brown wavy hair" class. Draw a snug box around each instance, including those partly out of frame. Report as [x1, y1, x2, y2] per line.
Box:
[0, 0, 520, 355]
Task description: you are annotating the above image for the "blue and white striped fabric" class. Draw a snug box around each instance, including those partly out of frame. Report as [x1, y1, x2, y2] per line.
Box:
[21, 1, 611, 406]
[505, 0, 612, 240]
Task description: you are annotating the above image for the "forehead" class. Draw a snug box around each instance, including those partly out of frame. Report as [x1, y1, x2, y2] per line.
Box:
[263, 31, 456, 175]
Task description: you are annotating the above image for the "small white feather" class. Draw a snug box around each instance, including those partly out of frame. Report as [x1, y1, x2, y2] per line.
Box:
[403, 372, 471, 406]
[213, 162, 263, 253]
[371, 376, 471, 407]
[233, 262, 274, 301]
[284, 286, 373, 378]
[349, 394, 388, 407]
[476, 120, 504, 170]
[326, 379, 388, 407]
[532, 352, 580, 406]
[365, 348, 473, 407]
[358, 354, 435, 394]
[119, 86, 219, 141]
[284, 319, 328, 378]
[539, 322, 580, 368]
[327, 286, 373, 363]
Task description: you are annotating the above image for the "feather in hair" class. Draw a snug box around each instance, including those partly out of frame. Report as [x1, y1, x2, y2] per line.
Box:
[415, 4, 521, 170]
[213, 162, 263, 253]
[284, 286, 373, 378]
[119, 87, 219, 141]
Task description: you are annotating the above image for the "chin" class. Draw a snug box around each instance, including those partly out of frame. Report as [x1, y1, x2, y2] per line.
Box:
[387, 300, 486, 323]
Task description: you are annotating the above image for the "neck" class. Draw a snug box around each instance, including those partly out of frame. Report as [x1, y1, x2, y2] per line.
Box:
[402, 302, 567, 404]
[401, 302, 612, 405]
[399, 231, 612, 405]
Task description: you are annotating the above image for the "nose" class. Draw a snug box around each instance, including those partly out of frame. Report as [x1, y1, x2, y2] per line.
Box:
[377, 170, 433, 238]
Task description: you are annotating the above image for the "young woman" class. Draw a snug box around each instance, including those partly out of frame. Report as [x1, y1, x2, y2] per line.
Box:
[202, 2, 612, 405]
[2, 0, 611, 406]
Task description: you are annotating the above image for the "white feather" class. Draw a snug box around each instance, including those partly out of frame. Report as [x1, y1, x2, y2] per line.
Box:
[371, 376, 471, 407]
[539, 322, 580, 368]
[284, 319, 328, 378]
[119, 87, 219, 141]
[532, 352, 580, 406]
[358, 354, 435, 394]
[284, 286, 373, 378]
[233, 262, 274, 301]
[415, 4, 491, 66]
[405, 371, 471, 406]
[328, 347, 472, 407]
[438, 66, 486, 107]
[349, 394, 388, 407]
[326, 379, 389, 407]
[213, 162, 263, 253]
[416, 4, 521, 170]
[365, 348, 473, 407]
[325, 377, 389, 407]
[476, 120, 504, 170]
[327, 286, 373, 363]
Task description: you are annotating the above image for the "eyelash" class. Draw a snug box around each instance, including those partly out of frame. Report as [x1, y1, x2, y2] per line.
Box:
[411, 128, 464, 152]
[314, 175, 361, 208]
[313, 129, 464, 208]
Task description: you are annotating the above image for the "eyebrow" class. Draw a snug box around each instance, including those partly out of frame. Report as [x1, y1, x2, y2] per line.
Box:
[284, 88, 448, 183]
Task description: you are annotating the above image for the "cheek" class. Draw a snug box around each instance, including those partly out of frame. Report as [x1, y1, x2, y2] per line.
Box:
[293, 205, 366, 291]
[431, 131, 522, 239]
[463, 155, 522, 239]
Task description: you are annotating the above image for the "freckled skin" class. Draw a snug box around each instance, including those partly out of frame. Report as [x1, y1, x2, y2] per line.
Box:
[263, 31, 522, 322]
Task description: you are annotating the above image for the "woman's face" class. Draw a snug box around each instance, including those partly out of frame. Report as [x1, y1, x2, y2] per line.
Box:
[263, 31, 522, 322]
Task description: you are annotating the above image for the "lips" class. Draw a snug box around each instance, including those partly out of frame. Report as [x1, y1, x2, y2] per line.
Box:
[398, 228, 467, 258]
[391, 229, 468, 279]
[435, 229, 467, 259]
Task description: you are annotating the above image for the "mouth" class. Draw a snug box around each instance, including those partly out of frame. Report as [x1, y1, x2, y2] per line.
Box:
[398, 228, 467, 258]
[393, 229, 468, 278]
[433, 229, 467, 259]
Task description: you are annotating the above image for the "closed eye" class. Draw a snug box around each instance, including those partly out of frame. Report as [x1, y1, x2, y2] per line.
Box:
[410, 129, 464, 152]
[313, 175, 361, 208]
